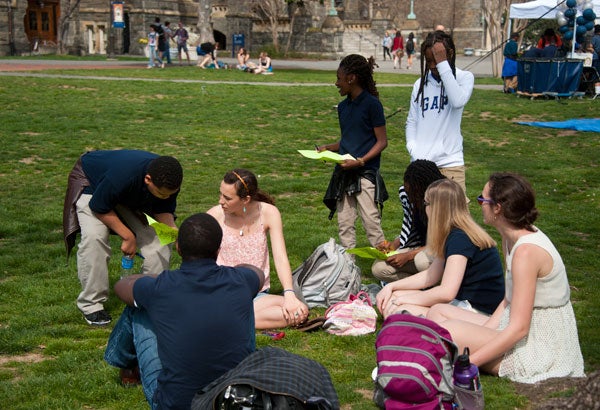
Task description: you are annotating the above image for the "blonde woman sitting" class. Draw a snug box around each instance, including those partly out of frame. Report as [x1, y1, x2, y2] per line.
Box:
[376, 179, 504, 319]
[253, 52, 272, 74]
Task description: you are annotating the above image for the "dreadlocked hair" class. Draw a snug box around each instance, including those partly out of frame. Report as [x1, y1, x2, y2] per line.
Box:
[415, 31, 457, 116]
[404, 159, 446, 216]
[339, 54, 379, 98]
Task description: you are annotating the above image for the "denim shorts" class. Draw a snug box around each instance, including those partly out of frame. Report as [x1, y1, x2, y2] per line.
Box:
[254, 289, 270, 300]
[450, 299, 488, 315]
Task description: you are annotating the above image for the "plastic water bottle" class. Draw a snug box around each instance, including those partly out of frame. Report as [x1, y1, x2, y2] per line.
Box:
[121, 255, 134, 278]
[453, 347, 481, 391]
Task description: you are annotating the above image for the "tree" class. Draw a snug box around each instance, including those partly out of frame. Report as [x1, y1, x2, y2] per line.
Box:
[57, 0, 82, 54]
[251, 0, 287, 52]
[283, 1, 305, 56]
[250, 0, 321, 54]
[481, 0, 510, 77]
[197, 0, 214, 43]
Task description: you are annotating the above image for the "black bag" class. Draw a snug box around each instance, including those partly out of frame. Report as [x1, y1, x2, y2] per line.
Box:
[200, 42, 215, 53]
[191, 347, 339, 410]
[215, 384, 316, 409]
[406, 39, 414, 53]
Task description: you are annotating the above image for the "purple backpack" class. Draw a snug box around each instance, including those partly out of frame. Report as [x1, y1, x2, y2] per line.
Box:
[374, 313, 458, 409]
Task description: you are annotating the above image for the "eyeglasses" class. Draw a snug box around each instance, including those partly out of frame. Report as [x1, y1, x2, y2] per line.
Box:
[476, 195, 495, 205]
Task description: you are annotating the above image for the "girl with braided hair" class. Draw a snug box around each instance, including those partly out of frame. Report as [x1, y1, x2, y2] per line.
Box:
[406, 31, 474, 199]
[376, 179, 504, 319]
[318, 54, 389, 252]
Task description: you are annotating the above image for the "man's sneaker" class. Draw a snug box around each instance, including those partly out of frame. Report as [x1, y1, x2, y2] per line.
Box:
[84, 310, 112, 326]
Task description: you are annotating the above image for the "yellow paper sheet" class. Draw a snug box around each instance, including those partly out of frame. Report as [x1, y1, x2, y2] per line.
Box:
[346, 247, 399, 260]
[145, 214, 178, 246]
[298, 149, 355, 164]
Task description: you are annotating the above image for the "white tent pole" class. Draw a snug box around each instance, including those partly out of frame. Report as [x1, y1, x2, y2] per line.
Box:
[572, 12, 576, 54]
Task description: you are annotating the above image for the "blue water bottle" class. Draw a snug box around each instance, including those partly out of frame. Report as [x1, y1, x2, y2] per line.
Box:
[121, 255, 134, 278]
[453, 347, 481, 391]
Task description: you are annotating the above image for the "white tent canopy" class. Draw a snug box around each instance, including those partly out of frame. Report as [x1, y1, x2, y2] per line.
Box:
[509, 0, 600, 19]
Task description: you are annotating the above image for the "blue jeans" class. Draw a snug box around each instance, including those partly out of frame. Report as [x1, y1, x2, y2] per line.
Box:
[104, 306, 162, 409]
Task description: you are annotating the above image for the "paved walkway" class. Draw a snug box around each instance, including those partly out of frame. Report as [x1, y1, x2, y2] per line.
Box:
[0, 54, 501, 90]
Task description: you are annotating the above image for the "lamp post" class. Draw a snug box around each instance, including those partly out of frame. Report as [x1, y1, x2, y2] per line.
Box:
[108, 1, 116, 58]
[407, 0, 416, 20]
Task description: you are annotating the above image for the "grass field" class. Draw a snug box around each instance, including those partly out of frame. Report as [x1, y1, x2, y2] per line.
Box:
[0, 60, 598, 409]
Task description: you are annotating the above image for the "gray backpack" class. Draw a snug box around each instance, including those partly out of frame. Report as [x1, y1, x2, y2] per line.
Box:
[292, 238, 361, 308]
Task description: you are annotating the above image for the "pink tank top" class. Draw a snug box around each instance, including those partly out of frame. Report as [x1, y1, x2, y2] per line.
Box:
[216, 205, 270, 291]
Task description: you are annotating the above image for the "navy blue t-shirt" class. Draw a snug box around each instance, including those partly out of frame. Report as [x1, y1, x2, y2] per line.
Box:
[445, 228, 504, 314]
[81, 150, 178, 215]
[134, 259, 260, 410]
[337, 90, 386, 171]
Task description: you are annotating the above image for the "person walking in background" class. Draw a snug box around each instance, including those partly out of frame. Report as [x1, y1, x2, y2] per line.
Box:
[154, 17, 168, 65]
[429, 173, 585, 383]
[405, 32, 416, 70]
[318, 54, 389, 252]
[406, 30, 474, 198]
[62, 150, 182, 325]
[376, 179, 504, 319]
[382, 31, 393, 61]
[502, 32, 520, 93]
[174, 21, 190, 65]
[207, 169, 309, 329]
[372, 160, 445, 283]
[146, 24, 164, 69]
[104, 213, 264, 409]
[163, 21, 173, 64]
[392, 30, 404, 69]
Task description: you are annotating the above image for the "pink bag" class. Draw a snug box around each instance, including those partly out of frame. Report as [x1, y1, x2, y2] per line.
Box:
[323, 291, 378, 336]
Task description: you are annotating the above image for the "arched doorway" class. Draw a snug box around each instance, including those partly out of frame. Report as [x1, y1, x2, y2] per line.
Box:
[24, 0, 60, 49]
[122, 12, 131, 54]
[214, 30, 226, 50]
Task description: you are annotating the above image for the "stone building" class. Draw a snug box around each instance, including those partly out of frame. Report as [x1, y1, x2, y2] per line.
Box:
[0, 0, 487, 58]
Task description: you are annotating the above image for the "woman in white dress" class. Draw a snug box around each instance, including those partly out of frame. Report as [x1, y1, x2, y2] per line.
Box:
[428, 172, 585, 383]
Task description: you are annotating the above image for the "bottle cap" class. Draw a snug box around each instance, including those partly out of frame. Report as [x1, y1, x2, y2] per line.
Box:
[456, 347, 471, 367]
[121, 255, 134, 269]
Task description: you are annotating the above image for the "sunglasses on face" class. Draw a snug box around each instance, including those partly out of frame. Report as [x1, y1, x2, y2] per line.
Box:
[476, 195, 495, 205]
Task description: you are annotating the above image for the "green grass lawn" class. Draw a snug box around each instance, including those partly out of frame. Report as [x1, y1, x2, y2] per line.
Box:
[0, 64, 598, 409]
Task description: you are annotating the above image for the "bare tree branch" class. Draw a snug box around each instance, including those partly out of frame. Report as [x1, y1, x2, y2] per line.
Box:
[197, 0, 215, 44]
[57, 0, 82, 54]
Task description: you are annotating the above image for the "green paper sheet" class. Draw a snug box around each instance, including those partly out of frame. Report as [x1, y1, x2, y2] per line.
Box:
[298, 149, 355, 164]
[145, 214, 178, 246]
[346, 247, 399, 260]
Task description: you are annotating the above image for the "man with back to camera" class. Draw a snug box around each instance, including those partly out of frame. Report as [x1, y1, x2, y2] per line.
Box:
[104, 213, 264, 409]
[63, 150, 183, 325]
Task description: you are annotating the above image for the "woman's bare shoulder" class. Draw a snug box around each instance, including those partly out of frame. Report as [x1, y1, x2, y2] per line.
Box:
[207, 205, 224, 220]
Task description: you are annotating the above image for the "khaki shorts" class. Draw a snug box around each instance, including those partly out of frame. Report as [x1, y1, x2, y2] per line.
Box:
[439, 165, 469, 202]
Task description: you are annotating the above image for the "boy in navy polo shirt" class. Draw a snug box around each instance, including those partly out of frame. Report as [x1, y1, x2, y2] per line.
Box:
[63, 150, 182, 325]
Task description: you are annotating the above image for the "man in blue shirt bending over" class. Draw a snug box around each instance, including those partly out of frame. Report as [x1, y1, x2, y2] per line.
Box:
[63, 150, 183, 325]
